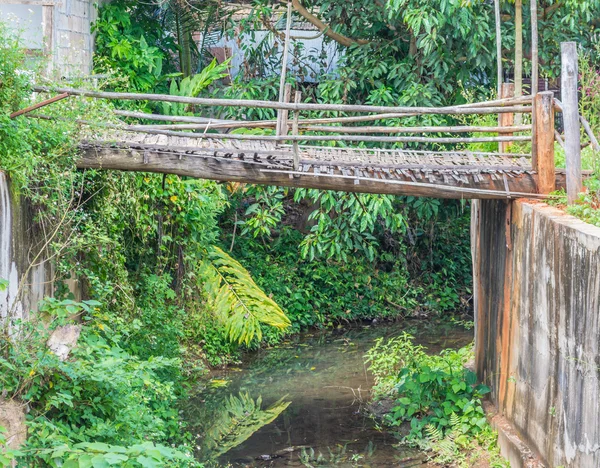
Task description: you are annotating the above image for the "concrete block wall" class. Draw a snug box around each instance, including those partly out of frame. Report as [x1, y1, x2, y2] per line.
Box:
[472, 199, 600, 467]
[53, 0, 98, 76]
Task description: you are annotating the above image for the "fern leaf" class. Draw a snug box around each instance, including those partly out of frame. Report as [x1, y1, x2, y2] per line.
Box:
[201, 246, 291, 345]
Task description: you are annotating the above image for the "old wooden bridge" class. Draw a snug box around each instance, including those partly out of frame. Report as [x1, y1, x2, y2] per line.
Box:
[27, 52, 590, 200]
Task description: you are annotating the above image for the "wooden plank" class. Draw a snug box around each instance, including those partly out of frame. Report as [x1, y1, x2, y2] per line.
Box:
[561, 42, 582, 204]
[534, 92, 555, 194]
[79, 147, 567, 199]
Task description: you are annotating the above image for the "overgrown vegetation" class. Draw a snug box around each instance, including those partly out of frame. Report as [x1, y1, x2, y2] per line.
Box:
[0, 22, 288, 466]
[1, 0, 599, 465]
[366, 334, 508, 467]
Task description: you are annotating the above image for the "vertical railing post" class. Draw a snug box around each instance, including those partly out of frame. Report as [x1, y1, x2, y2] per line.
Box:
[499, 82, 515, 153]
[279, 83, 292, 138]
[276, 0, 293, 142]
[533, 91, 555, 194]
[292, 91, 302, 171]
[561, 42, 582, 204]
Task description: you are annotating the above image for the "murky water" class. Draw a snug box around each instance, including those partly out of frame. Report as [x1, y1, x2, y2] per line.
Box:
[185, 320, 473, 467]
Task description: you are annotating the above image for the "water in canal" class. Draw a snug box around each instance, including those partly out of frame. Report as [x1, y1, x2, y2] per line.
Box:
[184, 320, 472, 467]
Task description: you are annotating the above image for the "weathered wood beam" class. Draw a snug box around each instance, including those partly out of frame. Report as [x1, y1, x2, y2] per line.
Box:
[533, 92, 556, 194]
[10, 92, 69, 119]
[78, 147, 567, 200]
[561, 42, 582, 204]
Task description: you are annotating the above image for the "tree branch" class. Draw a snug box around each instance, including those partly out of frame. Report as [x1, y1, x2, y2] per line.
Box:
[543, 1, 563, 19]
[286, 0, 369, 47]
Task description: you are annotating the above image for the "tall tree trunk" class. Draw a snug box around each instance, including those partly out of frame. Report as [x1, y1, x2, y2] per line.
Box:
[530, 0, 539, 95]
[176, 11, 193, 78]
[514, 0, 523, 124]
[494, 0, 503, 97]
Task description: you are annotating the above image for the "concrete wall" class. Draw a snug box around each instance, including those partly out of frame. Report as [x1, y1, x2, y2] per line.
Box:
[472, 199, 600, 467]
[0, 0, 98, 76]
[54, 0, 98, 75]
[0, 172, 53, 328]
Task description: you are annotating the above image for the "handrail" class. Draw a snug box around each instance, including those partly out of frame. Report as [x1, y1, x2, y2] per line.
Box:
[33, 85, 532, 115]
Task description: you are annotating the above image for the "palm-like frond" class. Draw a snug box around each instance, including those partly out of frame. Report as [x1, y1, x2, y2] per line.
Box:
[201, 246, 290, 345]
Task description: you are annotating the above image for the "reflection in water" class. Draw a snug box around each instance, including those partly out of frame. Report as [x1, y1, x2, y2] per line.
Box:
[184, 321, 472, 467]
[197, 393, 291, 460]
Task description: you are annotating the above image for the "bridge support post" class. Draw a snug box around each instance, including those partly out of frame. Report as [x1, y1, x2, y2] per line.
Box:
[561, 42, 582, 204]
[533, 91, 555, 194]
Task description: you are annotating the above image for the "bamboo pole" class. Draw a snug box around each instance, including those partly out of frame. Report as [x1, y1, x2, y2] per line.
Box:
[10, 92, 70, 119]
[108, 122, 532, 134]
[292, 91, 301, 171]
[580, 114, 600, 152]
[81, 122, 531, 144]
[300, 124, 531, 134]
[33, 86, 532, 115]
[561, 42, 582, 204]
[276, 2, 293, 138]
[115, 97, 531, 128]
[114, 110, 234, 124]
[280, 83, 293, 138]
[554, 130, 565, 149]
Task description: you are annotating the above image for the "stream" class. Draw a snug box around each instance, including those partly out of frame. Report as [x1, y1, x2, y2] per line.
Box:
[184, 320, 473, 467]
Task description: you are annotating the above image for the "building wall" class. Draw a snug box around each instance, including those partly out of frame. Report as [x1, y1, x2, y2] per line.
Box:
[472, 199, 600, 467]
[54, 0, 98, 76]
[203, 29, 342, 82]
[0, 0, 98, 76]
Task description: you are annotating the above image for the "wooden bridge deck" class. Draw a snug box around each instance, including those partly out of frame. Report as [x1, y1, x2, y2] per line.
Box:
[79, 132, 566, 199]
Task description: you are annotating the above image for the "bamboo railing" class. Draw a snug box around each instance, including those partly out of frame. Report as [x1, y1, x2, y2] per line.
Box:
[22, 65, 591, 201]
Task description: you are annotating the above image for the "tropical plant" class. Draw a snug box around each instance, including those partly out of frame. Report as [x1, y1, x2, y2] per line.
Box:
[161, 58, 231, 116]
[92, 1, 172, 91]
[201, 246, 291, 345]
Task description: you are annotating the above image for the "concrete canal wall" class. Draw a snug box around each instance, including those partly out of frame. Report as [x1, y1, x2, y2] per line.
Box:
[472, 199, 600, 467]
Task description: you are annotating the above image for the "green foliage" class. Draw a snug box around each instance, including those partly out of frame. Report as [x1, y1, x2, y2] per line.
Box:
[201, 246, 291, 346]
[365, 333, 424, 397]
[0, 426, 19, 467]
[294, 190, 406, 262]
[0, 298, 198, 467]
[161, 58, 231, 116]
[37, 441, 193, 468]
[92, 1, 171, 92]
[230, 230, 420, 333]
[365, 335, 508, 466]
[366, 335, 490, 441]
